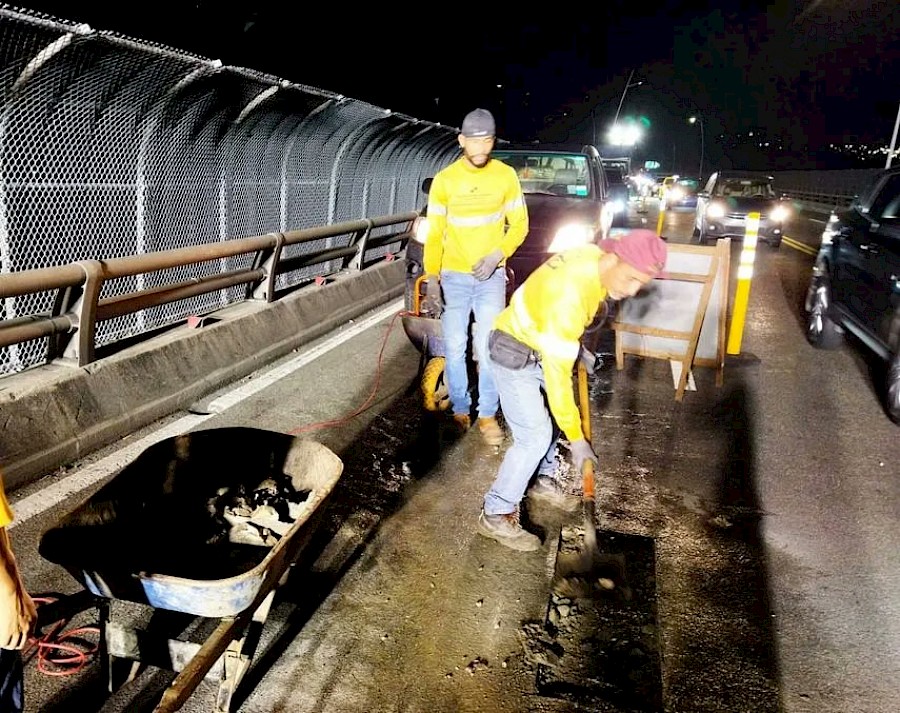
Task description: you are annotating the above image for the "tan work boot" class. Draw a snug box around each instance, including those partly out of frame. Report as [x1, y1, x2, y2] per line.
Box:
[477, 509, 541, 551]
[477, 416, 504, 446]
[453, 413, 471, 433]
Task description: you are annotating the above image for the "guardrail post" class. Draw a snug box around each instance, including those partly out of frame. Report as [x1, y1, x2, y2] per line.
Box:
[347, 219, 373, 272]
[250, 233, 285, 302]
[54, 260, 104, 366]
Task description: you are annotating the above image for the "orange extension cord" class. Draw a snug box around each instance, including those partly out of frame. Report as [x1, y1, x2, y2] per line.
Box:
[288, 308, 407, 434]
[25, 308, 409, 677]
[24, 596, 99, 677]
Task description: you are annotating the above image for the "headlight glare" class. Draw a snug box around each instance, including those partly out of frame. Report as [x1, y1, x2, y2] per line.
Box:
[548, 223, 594, 252]
[770, 205, 790, 222]
[413, 216, 429, 244]
[706, 202, 726, 219]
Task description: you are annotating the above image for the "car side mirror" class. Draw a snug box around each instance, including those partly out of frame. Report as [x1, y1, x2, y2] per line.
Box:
[698, 192, 709, 199]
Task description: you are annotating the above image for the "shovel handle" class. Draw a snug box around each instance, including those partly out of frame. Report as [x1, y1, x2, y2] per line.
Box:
[576, 360, 595, 499]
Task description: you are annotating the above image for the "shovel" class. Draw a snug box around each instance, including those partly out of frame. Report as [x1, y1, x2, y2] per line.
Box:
[551, 360, 628, 599]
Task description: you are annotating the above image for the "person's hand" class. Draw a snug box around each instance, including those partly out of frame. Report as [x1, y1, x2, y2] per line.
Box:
[0, 581, 36, 650]
[422, 278, 443, 315]
[569, 438, 598, 473]
[472, 249, 504, 281]
[578, 344, 597, 375]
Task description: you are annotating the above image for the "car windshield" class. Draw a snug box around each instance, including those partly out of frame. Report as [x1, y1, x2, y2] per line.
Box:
[716, 179, 775, 198]
[493, 152, 591, 198]
[676, 179, 699, 193]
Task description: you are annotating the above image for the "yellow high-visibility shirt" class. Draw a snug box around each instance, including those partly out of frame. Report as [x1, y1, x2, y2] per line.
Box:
[0, 473, 13, 528]
[493, 244, 608, 442]
[423, 156, 528, 277]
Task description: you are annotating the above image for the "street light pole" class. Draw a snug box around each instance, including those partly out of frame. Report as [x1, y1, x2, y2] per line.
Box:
[612, 69, 644, 132]
[689, 116, 705, 180]
[886, 101, 900, 169]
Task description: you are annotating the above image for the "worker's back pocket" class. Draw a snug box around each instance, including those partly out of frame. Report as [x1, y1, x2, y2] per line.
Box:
[488, 330, 537, 370]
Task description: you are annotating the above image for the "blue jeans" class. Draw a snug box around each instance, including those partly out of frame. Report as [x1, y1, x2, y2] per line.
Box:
[439, 268, 506, 418]
[483, 358, 559, 515]
[0, 649, 23, 713]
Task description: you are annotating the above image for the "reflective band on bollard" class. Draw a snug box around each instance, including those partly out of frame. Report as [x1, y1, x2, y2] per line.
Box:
[727, 211, 760, 355]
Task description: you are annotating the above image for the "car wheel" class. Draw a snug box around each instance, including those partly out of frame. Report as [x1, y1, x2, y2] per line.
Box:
[805, 275, 843, 349]
[886, 353, 900, 425]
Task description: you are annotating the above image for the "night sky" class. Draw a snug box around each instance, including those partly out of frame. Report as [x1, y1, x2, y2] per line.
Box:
[14, 0, 900, 172]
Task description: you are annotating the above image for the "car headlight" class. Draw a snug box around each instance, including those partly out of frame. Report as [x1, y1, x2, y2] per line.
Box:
[706, 202, 726, 219]
[669, 188, 684, 202]
[412, 216, 429, 244]
[548, 223, 595, 252]
[770, 205, 790, 223]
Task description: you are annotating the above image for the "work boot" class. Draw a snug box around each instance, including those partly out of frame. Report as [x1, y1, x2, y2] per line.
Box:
[477, 509, 541, 551]
[477, 416, 504, 446]
[453, 413, 471, 433]
[527, 476, 579, 513]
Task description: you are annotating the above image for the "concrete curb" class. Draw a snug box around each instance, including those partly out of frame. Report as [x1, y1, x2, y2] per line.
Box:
[0, 260, 405, 491]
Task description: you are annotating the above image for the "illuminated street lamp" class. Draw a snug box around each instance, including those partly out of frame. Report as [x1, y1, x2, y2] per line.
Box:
[689, 115, 705, 180]
[607, 123, 642, 146]
[612, 69, 644, 130]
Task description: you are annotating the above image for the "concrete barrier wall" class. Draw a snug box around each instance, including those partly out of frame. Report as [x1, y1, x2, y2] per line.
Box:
[0, 260, 405, 491]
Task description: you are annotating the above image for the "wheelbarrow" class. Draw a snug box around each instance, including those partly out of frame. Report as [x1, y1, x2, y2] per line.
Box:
[401, 273, 450, 412]
[38, 426, 343, 713]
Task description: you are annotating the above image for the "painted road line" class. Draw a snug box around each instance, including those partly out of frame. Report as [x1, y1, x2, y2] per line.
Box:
[808, 217, 827, 224]
[9, 298, 404, 528]
[782, 236, 818, 256]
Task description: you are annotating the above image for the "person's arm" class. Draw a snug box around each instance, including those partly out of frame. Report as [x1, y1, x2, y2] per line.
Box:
[499, 170, 529, 258]
[0, 528, 36, 650]
[533, 302, 584, 442]
[422, 173, 449, 279]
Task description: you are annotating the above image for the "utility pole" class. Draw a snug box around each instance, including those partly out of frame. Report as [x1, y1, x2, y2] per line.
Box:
[887, 101, 900, 169]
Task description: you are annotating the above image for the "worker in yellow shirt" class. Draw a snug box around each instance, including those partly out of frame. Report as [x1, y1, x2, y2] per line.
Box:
[422, 108, 529, 445]
[0, 472, 36, 712]
[477, 230, 668, 551]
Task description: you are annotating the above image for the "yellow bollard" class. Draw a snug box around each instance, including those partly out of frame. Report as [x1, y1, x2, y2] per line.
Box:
[655, 199, 665, 236]
[726, 212, 760, 355]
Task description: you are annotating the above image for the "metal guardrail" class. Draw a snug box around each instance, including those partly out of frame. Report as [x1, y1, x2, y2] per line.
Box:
[0, 211, 416, 367]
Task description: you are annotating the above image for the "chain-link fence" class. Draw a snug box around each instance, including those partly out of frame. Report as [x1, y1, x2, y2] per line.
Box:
[0, 5, 459, 376]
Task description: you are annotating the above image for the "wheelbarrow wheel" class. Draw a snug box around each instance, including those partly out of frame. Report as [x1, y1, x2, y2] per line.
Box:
[421, 356, 450, 412]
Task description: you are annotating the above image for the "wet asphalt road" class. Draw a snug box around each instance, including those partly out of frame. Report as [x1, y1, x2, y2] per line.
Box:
[9, 199, 900, 712]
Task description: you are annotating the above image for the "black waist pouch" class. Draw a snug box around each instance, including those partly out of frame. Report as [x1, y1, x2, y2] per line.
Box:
[488, 329, 538, 370]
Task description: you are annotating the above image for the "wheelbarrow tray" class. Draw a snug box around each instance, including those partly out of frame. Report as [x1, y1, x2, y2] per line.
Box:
[39, 427, 343, 619]
[401, 313, 444, 357]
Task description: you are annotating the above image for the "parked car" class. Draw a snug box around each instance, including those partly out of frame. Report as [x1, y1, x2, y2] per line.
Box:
[693, 170, 789, 248]
[805, 166, 900, 424]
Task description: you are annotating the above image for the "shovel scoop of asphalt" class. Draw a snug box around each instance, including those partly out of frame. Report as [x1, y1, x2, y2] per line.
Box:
[551, 541, 632, 601]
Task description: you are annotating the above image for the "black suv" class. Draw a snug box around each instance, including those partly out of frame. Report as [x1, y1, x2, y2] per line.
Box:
[694, 170, 790, 248]
[805, 166, 900, 424]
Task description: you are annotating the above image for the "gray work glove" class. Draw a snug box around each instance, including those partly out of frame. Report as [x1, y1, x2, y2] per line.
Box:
[422, 278, 443, 315]
[578, 344, 597, 375]
[569, 438, 598, 473]
[472, 249, 504, 281]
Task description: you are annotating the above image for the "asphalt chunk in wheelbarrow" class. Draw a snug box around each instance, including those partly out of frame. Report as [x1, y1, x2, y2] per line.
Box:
[39, 428, 322, 582]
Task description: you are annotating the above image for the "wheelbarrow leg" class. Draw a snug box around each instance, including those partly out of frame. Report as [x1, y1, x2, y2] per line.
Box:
[215, 589, 276, 713]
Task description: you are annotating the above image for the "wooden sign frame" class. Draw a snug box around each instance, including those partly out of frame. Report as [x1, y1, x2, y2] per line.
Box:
[612, 238, 731, 401]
